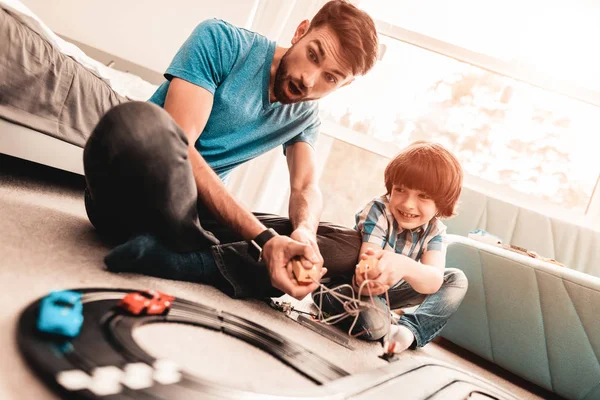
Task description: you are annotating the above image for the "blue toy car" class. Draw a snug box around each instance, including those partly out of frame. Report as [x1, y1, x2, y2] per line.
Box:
[37, 290, 84, 338]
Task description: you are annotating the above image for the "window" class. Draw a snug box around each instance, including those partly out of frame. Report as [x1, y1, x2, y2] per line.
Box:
[359, 0, 600, 92]
[318, 13, 600, 216]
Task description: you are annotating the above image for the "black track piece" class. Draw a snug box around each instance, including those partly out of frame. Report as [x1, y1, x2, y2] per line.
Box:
[17, 288, 348, 399]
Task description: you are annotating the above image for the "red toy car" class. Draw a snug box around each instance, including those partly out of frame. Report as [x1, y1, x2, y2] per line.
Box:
[118, 290, 175, 315]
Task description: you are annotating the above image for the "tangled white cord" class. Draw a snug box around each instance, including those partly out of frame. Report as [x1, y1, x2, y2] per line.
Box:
[310, 271, 395, 342]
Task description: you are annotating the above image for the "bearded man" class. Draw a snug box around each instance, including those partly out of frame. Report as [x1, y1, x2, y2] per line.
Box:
[84, 0, 379, 300]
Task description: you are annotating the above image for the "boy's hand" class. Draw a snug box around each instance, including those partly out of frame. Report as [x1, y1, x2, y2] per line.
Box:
[354, 247, 383, 292]
[354, 249, 403, 296]
[357, 250, 382, 278]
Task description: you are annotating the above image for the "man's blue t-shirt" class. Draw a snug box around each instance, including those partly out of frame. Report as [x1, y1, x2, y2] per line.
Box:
[149, 19, 321, 180]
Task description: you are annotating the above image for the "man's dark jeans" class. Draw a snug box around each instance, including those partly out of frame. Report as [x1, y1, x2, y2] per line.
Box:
[83, 101, 361, 299]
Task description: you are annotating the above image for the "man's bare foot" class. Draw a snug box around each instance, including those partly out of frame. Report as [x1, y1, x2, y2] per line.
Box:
[385, 324, 415, 354]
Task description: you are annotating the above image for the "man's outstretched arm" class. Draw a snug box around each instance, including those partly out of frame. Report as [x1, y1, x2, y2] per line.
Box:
[163, 78, 322, 298]
[286, 142, 324, 271]
[164, 78, 264, 240]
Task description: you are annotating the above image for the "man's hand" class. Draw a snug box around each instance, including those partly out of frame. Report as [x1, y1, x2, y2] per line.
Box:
[261, 235, 327, 299]
[354, 248, 403, 296]
[290, 226, 324, 270]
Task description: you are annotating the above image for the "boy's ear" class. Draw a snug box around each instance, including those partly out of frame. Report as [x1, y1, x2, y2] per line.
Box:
[341, 78, 355, 88]
[291, 19, 310, 45]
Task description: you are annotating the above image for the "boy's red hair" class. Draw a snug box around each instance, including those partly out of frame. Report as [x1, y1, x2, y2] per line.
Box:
[384, 141, 463, 218]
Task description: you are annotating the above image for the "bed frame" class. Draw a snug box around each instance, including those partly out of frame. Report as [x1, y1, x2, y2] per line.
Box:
[0, 35, 163, 176]
[0, 117, 84, 175]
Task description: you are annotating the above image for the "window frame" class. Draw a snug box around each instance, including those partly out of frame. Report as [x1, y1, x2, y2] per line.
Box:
[374, 20, 600, 108]
[319, 19, 600, 230]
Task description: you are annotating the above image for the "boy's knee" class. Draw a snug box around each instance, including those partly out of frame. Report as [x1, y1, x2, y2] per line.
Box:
[444, 268, 468, 290]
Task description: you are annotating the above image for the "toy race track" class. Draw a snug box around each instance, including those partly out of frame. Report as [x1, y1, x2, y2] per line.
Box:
[18, 288, 520, 400]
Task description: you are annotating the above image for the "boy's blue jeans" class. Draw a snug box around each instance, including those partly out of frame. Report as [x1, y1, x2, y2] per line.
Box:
[312, 268, 468, 348]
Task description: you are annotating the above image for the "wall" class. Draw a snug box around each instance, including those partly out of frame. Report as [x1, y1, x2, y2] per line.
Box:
[21, 0, 259, 73]
[319, 139, 389, 227]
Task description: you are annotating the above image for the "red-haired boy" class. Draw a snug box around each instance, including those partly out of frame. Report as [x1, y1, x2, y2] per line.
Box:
[314, 141, 468, 354]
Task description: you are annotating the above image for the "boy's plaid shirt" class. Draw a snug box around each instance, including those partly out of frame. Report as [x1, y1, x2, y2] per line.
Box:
[355, 195, 447, 261]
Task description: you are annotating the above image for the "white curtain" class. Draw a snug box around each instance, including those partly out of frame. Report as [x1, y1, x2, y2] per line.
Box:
[225, 0, 331, 216]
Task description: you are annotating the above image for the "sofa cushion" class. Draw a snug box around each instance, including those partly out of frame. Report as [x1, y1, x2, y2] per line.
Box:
[445, 186, 600, 277]
[443, 235, 600, 400]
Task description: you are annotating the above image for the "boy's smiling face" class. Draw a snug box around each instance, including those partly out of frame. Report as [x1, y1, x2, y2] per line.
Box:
[389, 184, 439, 230]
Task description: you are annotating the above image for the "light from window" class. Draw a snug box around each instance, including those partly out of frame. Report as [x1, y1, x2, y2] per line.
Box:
[319, 36, 599, 213]
[358, 0, 600, 91]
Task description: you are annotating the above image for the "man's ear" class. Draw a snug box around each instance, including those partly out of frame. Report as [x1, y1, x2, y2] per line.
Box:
[291, 20, 310, 45]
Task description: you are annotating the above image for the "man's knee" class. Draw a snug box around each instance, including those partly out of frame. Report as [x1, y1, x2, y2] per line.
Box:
[85, 101, 188, 168]
[311, 284, 388, 341]
[312, 285, 352, 309]
[318, 226, 361, 274]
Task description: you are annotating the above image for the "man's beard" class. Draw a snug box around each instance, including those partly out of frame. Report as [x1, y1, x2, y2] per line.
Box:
[273, 50, 307, 104]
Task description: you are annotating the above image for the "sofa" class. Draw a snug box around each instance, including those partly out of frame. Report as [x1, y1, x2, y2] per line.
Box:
[441, 185, 600, 400]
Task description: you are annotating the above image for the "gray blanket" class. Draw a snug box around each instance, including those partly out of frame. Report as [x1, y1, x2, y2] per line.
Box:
[0, 6, 127, 147]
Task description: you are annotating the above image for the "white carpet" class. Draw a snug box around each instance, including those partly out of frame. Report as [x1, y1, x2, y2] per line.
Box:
[0, 154, 555, 399]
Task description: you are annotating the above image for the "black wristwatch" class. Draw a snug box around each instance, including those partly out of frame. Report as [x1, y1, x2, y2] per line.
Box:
[248, 228, 278, 262]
